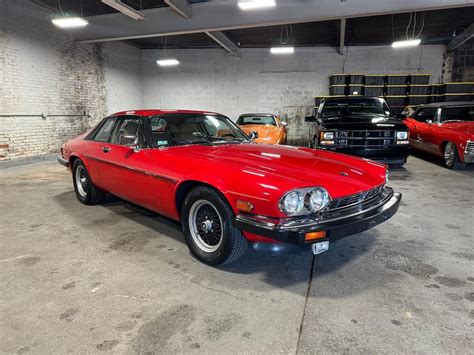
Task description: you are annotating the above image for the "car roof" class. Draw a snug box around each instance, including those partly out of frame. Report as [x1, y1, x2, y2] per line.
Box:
[111, 109, 221, 117]
[417, 101, 474, 108]
[322, 96, 383, 101]
[239, 113, 275, 117]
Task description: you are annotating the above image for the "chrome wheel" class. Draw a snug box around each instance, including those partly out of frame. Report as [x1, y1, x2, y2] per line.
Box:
[444, 142, 456, 167]
[188, 200, 223, 253]
[75, 165, 88, 197]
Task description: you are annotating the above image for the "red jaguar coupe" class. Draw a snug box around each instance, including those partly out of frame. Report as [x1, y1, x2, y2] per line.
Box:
[58, 109, 401, 265]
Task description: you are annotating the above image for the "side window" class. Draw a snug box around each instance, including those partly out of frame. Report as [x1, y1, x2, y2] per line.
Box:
[93, 117, 116, 142]
[111, 117, 145, 147]
[413, 108, 436, 122]
[150, 117, 170, 147]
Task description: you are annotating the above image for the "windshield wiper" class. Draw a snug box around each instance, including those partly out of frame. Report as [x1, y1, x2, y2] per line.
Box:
[203, 136, 249, 143]
[442, 120, 465, 123]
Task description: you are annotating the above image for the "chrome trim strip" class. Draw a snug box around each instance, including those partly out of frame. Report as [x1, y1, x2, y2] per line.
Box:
[84, 155, 178, 183]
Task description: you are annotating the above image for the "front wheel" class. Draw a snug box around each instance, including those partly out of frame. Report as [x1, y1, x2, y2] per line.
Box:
[443, 142, 465, 170]
[181, 186, 248, 266]
[72, 159, 105, 205]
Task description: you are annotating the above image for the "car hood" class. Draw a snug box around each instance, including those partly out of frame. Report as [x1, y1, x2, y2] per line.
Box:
[320, 115, 407, 130]
[171, 143, 386, 198]
[441, 122, 474, 138]
[239, 124, 279, 137]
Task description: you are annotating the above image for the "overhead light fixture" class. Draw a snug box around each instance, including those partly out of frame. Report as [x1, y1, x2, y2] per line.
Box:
[51, 17, 89, 28]
[391, 39, 421, 48]
[270, 46, 295, 54]
[101, 0, 146, 20]
[157, 59, 180, 67]
[238, 0, 276, 10]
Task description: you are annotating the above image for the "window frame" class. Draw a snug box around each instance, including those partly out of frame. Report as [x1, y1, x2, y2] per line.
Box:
[86, 116, 117, 143]
[110, 115, 148, 148]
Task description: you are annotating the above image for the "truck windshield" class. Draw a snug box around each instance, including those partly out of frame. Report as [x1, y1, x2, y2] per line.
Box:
[321, 99, 388, 118]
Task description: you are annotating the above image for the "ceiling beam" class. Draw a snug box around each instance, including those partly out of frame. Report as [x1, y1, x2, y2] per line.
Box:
[74, 0, 472, 43]
[164, 0, 191, 19]
[448, 23, 474, 52]
[205, 31, 241, 56]
[339, 18, 346, 55]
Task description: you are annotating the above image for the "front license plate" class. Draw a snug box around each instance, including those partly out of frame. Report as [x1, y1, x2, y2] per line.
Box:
[312, 241, 329, 255]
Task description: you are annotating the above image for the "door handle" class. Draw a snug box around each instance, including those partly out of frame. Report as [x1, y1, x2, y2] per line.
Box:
[102, 147, 111, 153]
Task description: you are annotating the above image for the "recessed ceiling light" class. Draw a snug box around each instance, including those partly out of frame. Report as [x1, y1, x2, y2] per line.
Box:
[156, 59, 180, 67]
[101, 0, 146, 20]
[270, 46, 295, 54]
[238, 0, 276, 11]
[391, 39, 421, 48]
[51, 17, 89, 29]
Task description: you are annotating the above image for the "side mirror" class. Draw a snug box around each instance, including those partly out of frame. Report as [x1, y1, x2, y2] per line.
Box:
[119, 134, 140, 152]
[248, 131, 259, 140]
[281, 121, 288, 127]
[305, 116, 317, 122]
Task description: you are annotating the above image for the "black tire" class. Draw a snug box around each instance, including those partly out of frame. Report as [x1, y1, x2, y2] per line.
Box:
[443, 142, 465, 170]
[72, 159, 105, 205]
[181, 186, 248, 266]
[390, 162, 406, 169]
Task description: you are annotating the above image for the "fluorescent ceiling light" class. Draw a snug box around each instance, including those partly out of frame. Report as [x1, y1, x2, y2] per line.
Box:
[392, 39, 421, 48]
[238, 0, 276, 10]
[157, 59, 180, 67]
[270, 46, 295, 54]
[101, 0, 146, 20]
[51, 17, 88, 29]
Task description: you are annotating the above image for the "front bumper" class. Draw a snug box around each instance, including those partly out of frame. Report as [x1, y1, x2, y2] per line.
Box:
[320, 146, 410, 164]
[463, 152, 474, 164]
[57, 155, 69, 167]
[235, 187, 401, 245]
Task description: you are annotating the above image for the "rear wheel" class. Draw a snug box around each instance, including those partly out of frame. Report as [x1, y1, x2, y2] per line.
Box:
[181, 186, 248, 266]
[72, 159, 105, 205]
[443, 142, 465, 170]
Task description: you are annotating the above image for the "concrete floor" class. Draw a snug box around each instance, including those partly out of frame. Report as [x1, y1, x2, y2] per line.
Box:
[0, 154, 473, 354]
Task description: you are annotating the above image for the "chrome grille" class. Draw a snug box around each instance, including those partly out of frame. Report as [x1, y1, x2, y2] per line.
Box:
[326, 185, 385, 211]
[466, 141, 474, 154]
[335, 130, 396, 148]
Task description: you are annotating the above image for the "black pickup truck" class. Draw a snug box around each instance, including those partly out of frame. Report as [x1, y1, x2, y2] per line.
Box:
[306, 96, 410, 167]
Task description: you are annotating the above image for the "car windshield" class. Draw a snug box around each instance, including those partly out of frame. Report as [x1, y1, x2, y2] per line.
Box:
[320, 99, 388, 118]
[150, 113, 249, 148]
[440, 106, 474, 123]
[237, 115, 276, 126]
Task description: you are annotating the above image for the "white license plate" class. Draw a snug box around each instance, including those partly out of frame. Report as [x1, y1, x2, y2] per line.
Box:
[312, 241, 329, 255]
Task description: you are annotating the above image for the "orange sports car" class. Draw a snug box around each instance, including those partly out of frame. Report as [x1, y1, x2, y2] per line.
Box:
[236, 113, 287, 144]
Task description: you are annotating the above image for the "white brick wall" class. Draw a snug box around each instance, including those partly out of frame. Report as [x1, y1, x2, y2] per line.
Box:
[141, 46, 446, 144]
[0, 0, 449, 158]
[0, 0, 142, 160]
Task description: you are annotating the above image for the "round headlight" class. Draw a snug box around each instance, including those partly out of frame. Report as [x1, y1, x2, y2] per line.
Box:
[280, 190, 304, 215]
[306, 188, 330, 212]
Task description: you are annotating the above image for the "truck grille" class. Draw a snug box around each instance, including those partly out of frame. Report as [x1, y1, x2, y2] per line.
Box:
[466, 141, 474, 154]
[335, 130, 396, 148]
[326, 184, 385, 211]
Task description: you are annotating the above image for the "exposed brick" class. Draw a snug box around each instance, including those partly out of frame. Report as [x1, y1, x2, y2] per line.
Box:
[0, 0, 142, 160]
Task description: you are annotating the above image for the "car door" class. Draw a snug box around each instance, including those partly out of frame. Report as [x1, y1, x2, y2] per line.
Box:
[97, 115, 157, 209]
[410, 107, 437, 152]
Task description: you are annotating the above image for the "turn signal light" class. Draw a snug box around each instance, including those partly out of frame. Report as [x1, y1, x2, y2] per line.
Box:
[305, 231, 326, 241]
[236, 200, 254, 212]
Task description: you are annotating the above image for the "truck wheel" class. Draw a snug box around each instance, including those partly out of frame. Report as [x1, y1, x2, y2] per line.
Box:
[443, 142, 465, 170]
[181, 186, 248, 266]
[72, 159, 105, 205]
